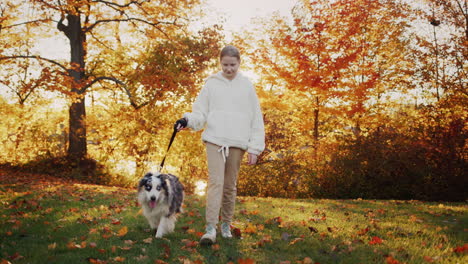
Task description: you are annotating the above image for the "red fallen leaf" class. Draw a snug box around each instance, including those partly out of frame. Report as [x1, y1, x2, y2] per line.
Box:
[385, 256, 401, 264]
[238, 258, 255, 264]
[255, 235, 272, 247]
[155, 259, 168, 264]
[233, 227, 242, 238]
[308, 226, 318, 233]
[212, 244, 220, 251]
[8, 252, 23, 261]
[1, 259, 12, 264]
[423, 256, 434, 262]
[453, 244, 468, 253]
[111, 219, 121, 225]
[181, 239, 198, 247]
[161, 243, 171, 259]
[369, 236, 383, 245]
[266, 216, 283, 225]
[357, 227, 369, 236]
[101, 233, 112, 239]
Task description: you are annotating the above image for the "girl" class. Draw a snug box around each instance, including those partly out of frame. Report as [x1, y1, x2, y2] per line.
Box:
[175, 45, 265, 245]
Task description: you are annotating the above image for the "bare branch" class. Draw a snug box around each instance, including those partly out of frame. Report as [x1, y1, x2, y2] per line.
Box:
[0, 55, 68, 72]
[92, 0, 147, 9]
[89, 30, 114, 50]
[2, 19, 52, 30]
[83, 76, 149, 109]
[84, 17, 180, 33]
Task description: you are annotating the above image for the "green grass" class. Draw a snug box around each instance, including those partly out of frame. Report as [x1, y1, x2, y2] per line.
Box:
[0, 170, 466, 264]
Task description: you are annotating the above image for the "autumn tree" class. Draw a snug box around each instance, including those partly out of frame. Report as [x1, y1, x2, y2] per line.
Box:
[416, 0, 467, 101]
[0, 0, 220, 164]
[247, 0, 416, 150]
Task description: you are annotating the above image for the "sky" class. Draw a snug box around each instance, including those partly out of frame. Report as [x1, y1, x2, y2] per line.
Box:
[202, 0, 296, 37]
[36, 0, 297, 61]
[2, 0, 297, 101]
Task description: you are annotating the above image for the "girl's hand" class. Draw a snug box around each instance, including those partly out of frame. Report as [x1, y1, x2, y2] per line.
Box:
[247, 153, 258, 165]
[174, 118, 188, 131]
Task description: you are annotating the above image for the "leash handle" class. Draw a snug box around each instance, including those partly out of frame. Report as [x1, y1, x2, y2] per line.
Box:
[159, 128, 178, 172]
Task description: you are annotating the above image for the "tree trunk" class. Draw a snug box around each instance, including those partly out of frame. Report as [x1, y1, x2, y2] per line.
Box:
[60, 14, 87, 161]
[313, 96, 320, 141]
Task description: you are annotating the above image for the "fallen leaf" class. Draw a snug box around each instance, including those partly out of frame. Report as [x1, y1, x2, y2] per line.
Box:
[357, 227, 369, 236]
[113, 256, 125, 262]
[181, 239, 198, 248]
[87, 258, 106, 264]
[238, 258, 255, 264]
[143, 237, 153, 244]
[212, 244, 220, 251]
[255, 235, 272, 247]
[8, 253, 23, 261]
[117, 226, 128, 237]
[289, 237, 304, 245]
[245, 223, 257, 234]
[135, 255, 148, 261]
[369, 236, 383, 245]
[453, 244, 468, 253]
[233, 227, 242, 238]
[385, 256, 401, 264]
[423, 256, 434, 262]
[161, 243, 171, 259]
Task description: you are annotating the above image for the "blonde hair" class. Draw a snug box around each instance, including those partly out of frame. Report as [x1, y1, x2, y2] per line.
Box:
[220, 45, 240, 60]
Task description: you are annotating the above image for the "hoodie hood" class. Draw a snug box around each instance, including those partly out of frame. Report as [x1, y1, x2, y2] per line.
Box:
[206, 71, 244, 84]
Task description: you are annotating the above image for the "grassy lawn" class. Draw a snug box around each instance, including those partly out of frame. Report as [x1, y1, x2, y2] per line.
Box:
[0, 169, 466, 264]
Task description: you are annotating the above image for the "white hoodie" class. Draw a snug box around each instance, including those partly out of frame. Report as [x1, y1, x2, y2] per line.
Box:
[184, 71, 265, 155]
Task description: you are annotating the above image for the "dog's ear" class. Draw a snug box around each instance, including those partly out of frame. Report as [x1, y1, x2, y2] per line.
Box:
[159, 174, 169, 191]
[144, 172, 153, 178]
[138, 177, 149, 191]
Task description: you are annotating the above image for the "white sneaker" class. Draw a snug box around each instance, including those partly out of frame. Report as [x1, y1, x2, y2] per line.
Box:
[221, 222, 232, 238]
[200, 224, 216, 245]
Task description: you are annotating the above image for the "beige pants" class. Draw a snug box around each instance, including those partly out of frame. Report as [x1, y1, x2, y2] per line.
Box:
[205, 142, 245, 225]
